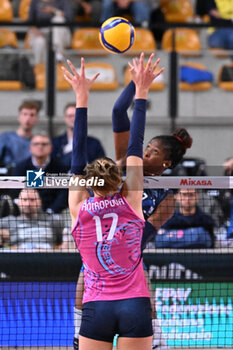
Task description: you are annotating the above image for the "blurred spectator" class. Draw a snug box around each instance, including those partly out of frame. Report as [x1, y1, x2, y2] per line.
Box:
[12, 132, 69, 213]
[27, 0, 73, 65]
[223, 157, 233, 224]
[149, 0, 165, 43]
[223, 157, 233, 175]
[222, 157, 233, 240]
[0, 194, 18, 218]
[10, 0, 19, 17]
[70, 0, 102, 26]
[156, 189, 216, 248]
[52, 102, 105, 170]
[0, 101, 40, 169]
[207, 0, 233, 58]
[226, 195, 233, 240]
[198, 190, 225, 227]
[164, 157, 207, 177]
[100, 0, 151, 27]
[0, 188, 63, 250]
[58, 224, 77, 250]
[195, 0, 210, 18]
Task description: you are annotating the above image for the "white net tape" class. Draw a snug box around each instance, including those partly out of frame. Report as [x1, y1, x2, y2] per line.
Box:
[0, 175, 232, 189]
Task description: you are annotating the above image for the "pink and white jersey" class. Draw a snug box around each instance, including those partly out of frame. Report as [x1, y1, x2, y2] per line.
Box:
[72, 192, 149, 304]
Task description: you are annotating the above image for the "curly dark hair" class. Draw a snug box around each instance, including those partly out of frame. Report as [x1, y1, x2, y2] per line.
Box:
[151, 128, 193, 169]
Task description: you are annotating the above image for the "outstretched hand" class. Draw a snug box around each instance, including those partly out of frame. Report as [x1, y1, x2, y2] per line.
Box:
[62, 58, 99, 107]
[128, 52, 164, 99]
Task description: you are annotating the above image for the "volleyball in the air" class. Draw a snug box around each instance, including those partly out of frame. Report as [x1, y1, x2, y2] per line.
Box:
[99, 17, 135, 54]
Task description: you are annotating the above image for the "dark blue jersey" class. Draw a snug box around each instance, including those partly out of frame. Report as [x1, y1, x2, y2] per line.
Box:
[112, 82, 174, 249]
[141, 188, 173, 250]
[142, 188, 173, 220]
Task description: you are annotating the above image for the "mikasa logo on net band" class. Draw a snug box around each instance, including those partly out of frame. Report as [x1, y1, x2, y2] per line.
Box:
[180, 178, 212, 186]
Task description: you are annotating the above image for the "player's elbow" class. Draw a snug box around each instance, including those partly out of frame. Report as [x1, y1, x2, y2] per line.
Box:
[112, 102, 121, 117]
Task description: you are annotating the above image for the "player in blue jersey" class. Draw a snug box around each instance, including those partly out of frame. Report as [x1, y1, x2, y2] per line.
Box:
[73, 57, 193, 350]
[111, 74, 192, 350]
[112, 74, 192, 250]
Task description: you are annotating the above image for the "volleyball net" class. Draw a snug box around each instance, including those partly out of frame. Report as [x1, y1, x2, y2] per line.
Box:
[0, 175, 233, 348]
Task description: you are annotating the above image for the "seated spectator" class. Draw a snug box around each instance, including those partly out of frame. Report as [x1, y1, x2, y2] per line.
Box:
[156, 189, 216, 248]
[0, 101, 40, 169]
[70, 0, 102, 26]
[198, 190, 225, 227]
[52, 102, 105, 170]
[149, 0, 166, 43]
[0, 194, 19, 218]
[12, 132, 69, 213]
[207, 0, 233, 59]
[100, 0, 151, 27]
[195, 0, 210, 19]
[0, 188, 64, 250]
[27, 0, 73, 64]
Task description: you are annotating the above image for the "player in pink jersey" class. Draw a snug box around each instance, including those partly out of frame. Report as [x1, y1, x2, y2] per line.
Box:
[62, 53, 163, 350]
[72, 189, 149, 303]
[72, 69, 192, 350]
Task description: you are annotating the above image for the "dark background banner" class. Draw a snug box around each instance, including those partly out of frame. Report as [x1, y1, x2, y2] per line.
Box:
[0, 252, 233, 282]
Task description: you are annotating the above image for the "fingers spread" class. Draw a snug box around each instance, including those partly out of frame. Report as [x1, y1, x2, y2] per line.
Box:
[61, 66, 75, 80]
[139, 52, 144, 71]
[90, 72, 100, 83]
[151, 58, 161, 73]
[63, 74, 73, 84]
[67, 59, 79, 77]
[128, 62, 133, 69]
[154, 67, 164, 79]
[80, 57, 85, 78]
[145, 52, 155, 71]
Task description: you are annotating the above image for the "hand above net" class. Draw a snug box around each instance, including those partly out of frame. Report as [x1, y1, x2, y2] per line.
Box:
[62, 58, 100, 107]
[128, 52, 164, 99]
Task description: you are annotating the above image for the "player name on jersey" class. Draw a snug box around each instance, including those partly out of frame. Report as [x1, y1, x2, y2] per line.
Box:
[82, 197, 125, 212]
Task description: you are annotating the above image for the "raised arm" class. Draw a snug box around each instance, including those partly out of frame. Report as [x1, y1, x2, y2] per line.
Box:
[112, 81, 135, 162]
[112, 58, 163, 164]
[121, 53, 164, 217]
[62, 58, 99, 224]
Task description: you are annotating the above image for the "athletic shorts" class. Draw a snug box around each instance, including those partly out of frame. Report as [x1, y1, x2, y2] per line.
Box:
[80, 297, 153, 342]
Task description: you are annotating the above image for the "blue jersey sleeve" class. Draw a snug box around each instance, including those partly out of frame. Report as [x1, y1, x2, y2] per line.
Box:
[141, 188, 173, 251]
[112, 81, 135, 133]
[71, 108, 88, 175]
[142, 188, 173, 220]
